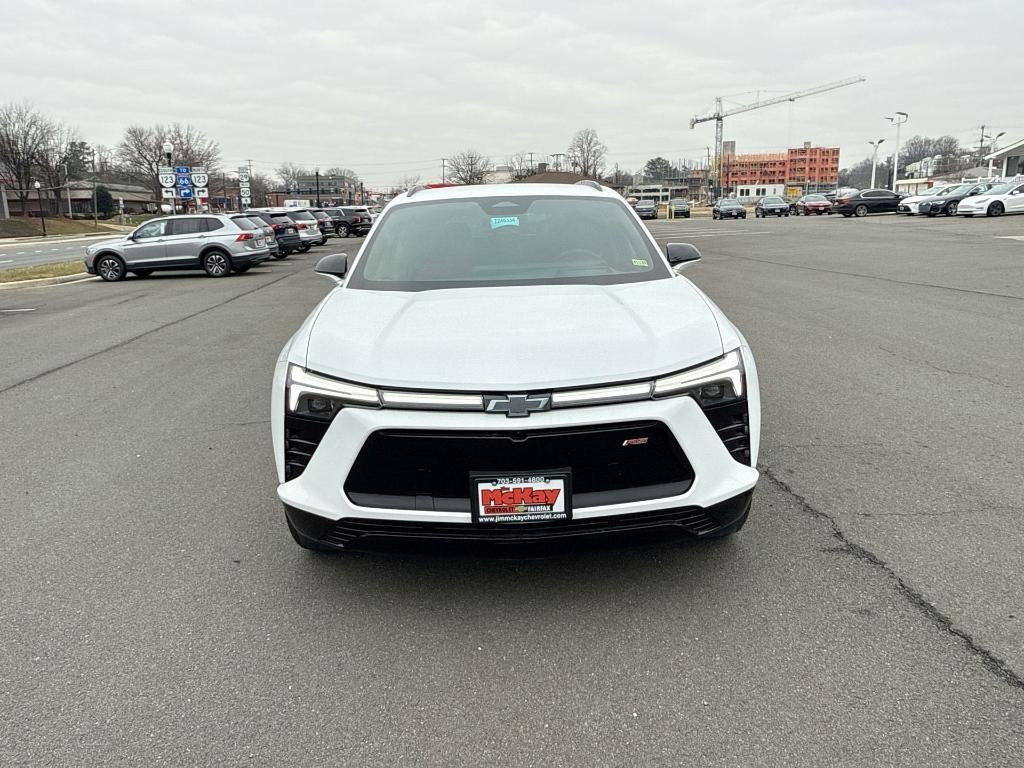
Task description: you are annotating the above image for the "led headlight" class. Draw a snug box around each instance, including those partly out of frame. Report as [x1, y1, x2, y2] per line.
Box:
[286, 364, 380, 419]
[652, 349, 745, 407]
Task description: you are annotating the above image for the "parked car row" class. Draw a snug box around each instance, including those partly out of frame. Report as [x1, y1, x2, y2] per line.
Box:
[84, 204, 376, 282]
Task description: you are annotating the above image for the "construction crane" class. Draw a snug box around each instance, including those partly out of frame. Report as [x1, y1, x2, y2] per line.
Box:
[691, 76, 866, 198]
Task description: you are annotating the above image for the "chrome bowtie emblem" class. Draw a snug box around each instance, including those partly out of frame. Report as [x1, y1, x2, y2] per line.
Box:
[483, 393, 551, 418]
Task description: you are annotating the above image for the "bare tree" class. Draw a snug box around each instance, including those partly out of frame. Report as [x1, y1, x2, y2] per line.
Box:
[117, 123, 221, 195]
[567, 128, 607, 178]
[399, 174, 421, 190]
[247, 172, 274, 207]
[504, 152, 533, 181]
[0, 101, 55, 214]
[276, 162, 307, 192]
[36, 122, 83, 214]
[447, 149, 493, 185]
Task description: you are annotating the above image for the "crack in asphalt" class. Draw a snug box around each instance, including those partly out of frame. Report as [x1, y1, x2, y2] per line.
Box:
[761, 465, 1024, 691]
[878, 345, 1009, 389]
[714, 252, 1024, 301]
[0, 271, 298, 397]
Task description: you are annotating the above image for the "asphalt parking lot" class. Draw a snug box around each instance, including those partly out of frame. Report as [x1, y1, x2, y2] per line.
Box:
[2, 214, 1023, 766]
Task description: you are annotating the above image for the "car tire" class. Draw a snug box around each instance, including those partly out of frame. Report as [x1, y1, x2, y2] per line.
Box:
[298, 244, 312, 253]
[336, 223, 350, 238]
[202, 250, 232, 277]
[712, 212, 718, 220]
[274, 250, 290, 259]
[945, 201, 958, 216]
[130, 269, 153, 278]
[988, 201, 1004, 217]
[96, 254, 126, 282]
[854, 204, 868, 217]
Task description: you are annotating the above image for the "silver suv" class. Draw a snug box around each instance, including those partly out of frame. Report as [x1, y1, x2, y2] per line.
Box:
[84, 214, 271, 281]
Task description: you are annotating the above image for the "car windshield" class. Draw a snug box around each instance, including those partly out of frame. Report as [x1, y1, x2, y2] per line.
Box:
[232, 216, 259, 230]
[271, 215, 294, 227]
[805, 195, 827, 201]
[636, 201, 655, 207]
[762, 197, 784, 204]
[288, 210, 316, 221]
[348, 195, 669, 291]
[720, 200, 741, 207]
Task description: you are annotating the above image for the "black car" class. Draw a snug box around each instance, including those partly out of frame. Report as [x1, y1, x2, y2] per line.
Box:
[668, 198, 691, 219]
[834, 188, 905, 217]
[712, 199, 747, 219]
[324, 206, 372, 237]
[917, 182, 996, 217]
[245, 210, 300, 257]
[754, 196, 789, 217]
[634, 200, 658, 220]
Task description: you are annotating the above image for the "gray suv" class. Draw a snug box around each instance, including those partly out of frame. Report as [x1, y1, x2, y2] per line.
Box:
[84, 214, 271, 281]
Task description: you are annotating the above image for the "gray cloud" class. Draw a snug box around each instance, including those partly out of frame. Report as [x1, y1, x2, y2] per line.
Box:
[3, 0, 1021, 188]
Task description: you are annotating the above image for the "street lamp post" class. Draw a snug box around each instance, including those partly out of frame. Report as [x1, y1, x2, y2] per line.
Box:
[162, 140, 175, 214]
[315, 169, 321, 207]
[885, 112, 908, 192]
[984, 131, 1006, 176]
[33, 181, 47, 236]
[868, 138, 885, 188]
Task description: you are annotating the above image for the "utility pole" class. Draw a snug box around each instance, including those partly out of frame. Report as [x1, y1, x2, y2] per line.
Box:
[977, 125, 986, 165]
[551, 153, 564, 171]
[528, 151, 535, 174]
[63, 163, 72, 217]
[315, 169, 321, 206]
[441, 158, 446, 184]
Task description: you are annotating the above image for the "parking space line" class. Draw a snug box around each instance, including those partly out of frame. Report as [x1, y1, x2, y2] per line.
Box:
[996, 236, 1024, 241]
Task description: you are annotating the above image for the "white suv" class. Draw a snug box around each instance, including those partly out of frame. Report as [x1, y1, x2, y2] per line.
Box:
[272, 182, 760, 551]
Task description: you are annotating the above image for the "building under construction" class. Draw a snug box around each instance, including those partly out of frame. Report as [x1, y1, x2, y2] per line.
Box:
[721, 141, 840, 198]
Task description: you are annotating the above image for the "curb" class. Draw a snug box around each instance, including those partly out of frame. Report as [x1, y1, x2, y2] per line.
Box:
[0, 272, 94, 290]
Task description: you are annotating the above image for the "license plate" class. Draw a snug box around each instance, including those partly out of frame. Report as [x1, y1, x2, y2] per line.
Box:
[256, 238, 264, 246]
[471, 472, 571, 524]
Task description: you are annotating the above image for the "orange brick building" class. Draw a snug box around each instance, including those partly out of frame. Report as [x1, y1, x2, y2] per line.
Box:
[721, 141, 840, 194]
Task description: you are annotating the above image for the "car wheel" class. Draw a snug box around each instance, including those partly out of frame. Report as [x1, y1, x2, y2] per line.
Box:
[130, 269, 153, 278]
[712, 212, 718, 220]
[298, 244, 312, 253]
[945, 201, 958, 216]
[336, 223, 350, 238]
[988, 201, 1004, 217]
[274, 250, 290, 259]
[854, 204, 868, 217]
[202, 250, 232, 277]
[96, 254, 126, 282]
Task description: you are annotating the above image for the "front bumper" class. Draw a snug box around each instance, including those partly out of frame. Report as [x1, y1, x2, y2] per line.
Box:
[956, 201, 987, 215]
[897, 202, 919, 214]
[273, 362, 760, 545]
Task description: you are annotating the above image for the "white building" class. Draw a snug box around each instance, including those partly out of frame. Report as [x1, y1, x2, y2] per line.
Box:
[735, 184, 785, 199]
[984, 137, 1024, 178]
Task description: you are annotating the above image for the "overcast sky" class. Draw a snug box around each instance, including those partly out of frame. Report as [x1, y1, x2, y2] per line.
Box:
[3, 0, 1022, 188]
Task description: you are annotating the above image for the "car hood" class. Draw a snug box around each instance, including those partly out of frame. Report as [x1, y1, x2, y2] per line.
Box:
[302, 279, 725, 390]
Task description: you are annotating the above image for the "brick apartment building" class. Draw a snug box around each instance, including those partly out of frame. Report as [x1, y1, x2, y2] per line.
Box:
[721, 141, 840, 197]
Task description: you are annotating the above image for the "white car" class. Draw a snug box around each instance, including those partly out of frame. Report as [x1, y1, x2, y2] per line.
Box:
[957, 180, 1024, 217]
[272, 182, 760, 551]
[897, 184, 957, 215]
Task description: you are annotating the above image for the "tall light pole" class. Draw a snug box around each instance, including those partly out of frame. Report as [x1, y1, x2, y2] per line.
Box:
[868, 138, 886, 188]
[162, 140, 175, 214]
[33, 181, 47, 236]
[982, 130, 1006, 176]
[885, 112, 908, 192]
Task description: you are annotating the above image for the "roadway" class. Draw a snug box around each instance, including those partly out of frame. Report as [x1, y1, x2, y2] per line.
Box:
[0, 234, 114, 270]
[2, 214, 1023, 765]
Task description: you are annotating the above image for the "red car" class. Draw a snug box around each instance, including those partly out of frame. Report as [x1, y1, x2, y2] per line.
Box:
[794, 194, 833, 215]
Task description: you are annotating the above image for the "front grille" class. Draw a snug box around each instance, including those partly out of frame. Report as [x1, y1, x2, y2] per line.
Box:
[704, 400, 751, 465]
[344, 421, 694, 512]
[284, 415, 329, 480]
[320, 506, 721, 548]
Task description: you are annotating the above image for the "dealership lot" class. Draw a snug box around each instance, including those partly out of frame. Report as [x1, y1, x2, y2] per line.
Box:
[2, 215, 1023, 765]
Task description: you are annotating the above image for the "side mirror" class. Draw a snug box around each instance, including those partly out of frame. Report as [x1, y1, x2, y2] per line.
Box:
[666, 242, 701, 271]
[315, 253, 348, 279]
